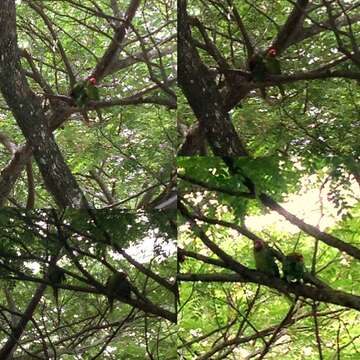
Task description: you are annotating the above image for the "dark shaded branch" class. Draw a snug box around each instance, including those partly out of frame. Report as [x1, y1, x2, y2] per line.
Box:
[179, 173, 360, 261]
[178, 272, 360, 312]
[178, 0, 248, 156]
[259, 193, 360, 260]
[0, 1, 89, 208]
[272, 0, 310, 52]
[0, 145, 32, 207]
[228, 0, 254, 56]
[25, 159, 35, 209]
[93, 0, 141, 79]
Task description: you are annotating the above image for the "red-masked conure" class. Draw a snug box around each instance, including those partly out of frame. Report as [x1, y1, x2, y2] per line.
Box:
[106, 272, 132, 312]
[253, 239, 280, 277]
[282, 253, 305, 283]
[264, 47, 285, 96]
[48, 266, 66, 306]
[70, 77, 100, 107]
[248, 53, 267, 98]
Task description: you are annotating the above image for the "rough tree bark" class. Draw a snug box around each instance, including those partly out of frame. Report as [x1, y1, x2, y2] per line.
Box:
[0, 1, 89, 208]
[178, 0, 248, 156]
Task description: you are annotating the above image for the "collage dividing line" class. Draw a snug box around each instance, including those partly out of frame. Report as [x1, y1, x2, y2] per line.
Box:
[0, 0, 360, 359]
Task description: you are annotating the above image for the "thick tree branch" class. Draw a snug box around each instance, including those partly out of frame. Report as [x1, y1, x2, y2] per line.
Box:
[178, 0, 248, 156]
[93, 0, 141, 79]
[0, 1, 89, 208]
[0, 145, 32, 207]
[179, 173, 360, 261]
[272, 0, 310, 52]
[228, 0, 255, 56]
[259, 193, 360, 260]
[178, 272, 360, 312]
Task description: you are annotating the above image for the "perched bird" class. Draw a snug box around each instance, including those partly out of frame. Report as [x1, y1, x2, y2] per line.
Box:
[70, 77, 100, 125]
[248, 53, 267, 81]
[264, 47, 285, 96]
[70, 77, 100, 107]
[106, 272, 132, 312]
[282, 253, 305, 283]
[48, 267, 66, 305]
[253, 239, 280, 277]
[248, 53, 267, 98]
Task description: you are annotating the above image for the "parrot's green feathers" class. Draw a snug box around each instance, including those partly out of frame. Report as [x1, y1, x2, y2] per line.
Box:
[85, 84, 100, 101]
[253, 240, 280, 277]
[48, 267, 66, 304]
[106, 272, 131, 312]
[282, 253, 305, 283]
[71, 80, 85, 93]
[249, 54, 267, 82]
[264, 51, 285, 96]
[70, 79, 100, 107]
[264, 56, 281, 75]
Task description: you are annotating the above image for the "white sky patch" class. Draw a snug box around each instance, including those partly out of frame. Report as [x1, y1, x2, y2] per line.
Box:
[24, 261, 41, 274]
[180, 172, 358, 239]
[113, 233, 176, 264]
[246, 175, 358, 234]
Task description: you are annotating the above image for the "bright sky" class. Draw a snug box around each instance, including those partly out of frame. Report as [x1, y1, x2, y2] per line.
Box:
[122, 233, 177, 263]
[246, 174, 359, 233]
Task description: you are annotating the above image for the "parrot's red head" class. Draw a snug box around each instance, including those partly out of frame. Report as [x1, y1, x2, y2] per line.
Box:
[290, 253, 304, 262]
[118, 272, 128, 279]
[178, 253, 186, 263]
[254, 240, 264, 251]
[88, 77, 97, 85]
[295, 254, 304, 262]
[267, 47, 277, 57]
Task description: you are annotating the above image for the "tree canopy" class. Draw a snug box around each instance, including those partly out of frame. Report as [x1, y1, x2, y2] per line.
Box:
[0, 209, 176, 358]
[178, 0, 360, 359]
[0, 0, 176, 208]
[1, 0, 360, 359]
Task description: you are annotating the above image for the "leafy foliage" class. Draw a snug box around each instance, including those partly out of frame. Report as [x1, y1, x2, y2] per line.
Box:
[0, 0, 176, 207]
[178, 1, 360, 358]
[0, 209, 176, 358]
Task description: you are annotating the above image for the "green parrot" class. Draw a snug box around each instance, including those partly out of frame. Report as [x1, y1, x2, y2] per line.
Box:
[85, 78, 100, 101]
[248, 53, 267, 98]
[48, 266, 66, 305]
[70, 77, 100, 107]
[253, 239, 280, 277]
[282, 253, 305, 283]
[264, 47, 285, 96]
[106, 272, 132, 312]
[70, 77, 100, 125]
